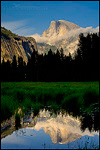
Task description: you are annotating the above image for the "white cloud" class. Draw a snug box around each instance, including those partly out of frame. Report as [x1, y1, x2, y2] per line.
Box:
[1, 20, 35, 36]
[30, 26, 99, 44]
[1, 20, 26, 31]
[1, 20, 99, 40]
[13, 4, 48, 11]
[31, 34, 48, 43]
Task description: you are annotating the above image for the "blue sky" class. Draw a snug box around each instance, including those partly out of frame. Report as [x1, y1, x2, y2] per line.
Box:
[1, 1, 99, 36]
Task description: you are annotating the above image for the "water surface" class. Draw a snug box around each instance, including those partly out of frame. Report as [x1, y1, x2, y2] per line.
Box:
[1, 109, 99, 149]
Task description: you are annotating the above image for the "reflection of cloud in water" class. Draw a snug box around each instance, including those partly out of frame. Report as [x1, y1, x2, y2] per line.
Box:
[1, 109, 99, 149]
[30, 109, 99, 144]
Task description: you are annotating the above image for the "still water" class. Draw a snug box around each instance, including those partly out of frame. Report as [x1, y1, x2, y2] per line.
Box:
[1, 109, 99, 149]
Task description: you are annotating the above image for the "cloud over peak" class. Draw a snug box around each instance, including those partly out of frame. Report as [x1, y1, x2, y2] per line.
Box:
[30, 26, 99, 45]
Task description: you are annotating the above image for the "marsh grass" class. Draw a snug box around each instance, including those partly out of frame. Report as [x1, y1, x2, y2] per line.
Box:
[62, 93, 82, 116]
[1, 95, 17, 122]
[32, 102, 41, 116]
[1, 82, 99, 123]
[83, 87, 99, 107]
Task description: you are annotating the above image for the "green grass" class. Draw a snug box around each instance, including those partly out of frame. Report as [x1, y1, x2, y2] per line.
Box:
[1, 82, 99, 122]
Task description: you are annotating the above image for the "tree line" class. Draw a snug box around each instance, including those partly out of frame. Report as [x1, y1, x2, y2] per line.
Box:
[1, 33, 99, 82]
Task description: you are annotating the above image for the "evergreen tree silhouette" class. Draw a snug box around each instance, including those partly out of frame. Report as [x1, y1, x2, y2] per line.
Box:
[27, 49, 38, 81]
[1, 58, 11, 81]
[17, 56, 26, 81]
[1, 33, 99, 82]
[11, 55, 17, 81]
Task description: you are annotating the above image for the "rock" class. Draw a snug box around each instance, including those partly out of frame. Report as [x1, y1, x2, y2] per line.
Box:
[1, 27, 37, 63]
[42, 20, 80, 37]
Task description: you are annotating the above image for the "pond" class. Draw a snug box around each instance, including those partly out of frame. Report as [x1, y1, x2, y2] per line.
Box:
[1, 109, 99, 149]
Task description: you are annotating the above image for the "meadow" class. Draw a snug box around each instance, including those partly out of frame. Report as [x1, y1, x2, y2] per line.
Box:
[1, 82, 99, 124]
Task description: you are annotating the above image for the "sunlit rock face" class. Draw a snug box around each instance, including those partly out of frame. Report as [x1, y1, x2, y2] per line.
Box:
[42, 20, 80, 56]
[1, 27, 37, 63]
[31, 20, 98, 56]
[42, 20, 80, 37]
[32, 20, 81, 56]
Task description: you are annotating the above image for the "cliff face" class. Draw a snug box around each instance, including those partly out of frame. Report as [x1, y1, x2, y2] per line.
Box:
[42, 20, 80, 37]
[42, 20, 80, 56]
[1, 27, 37, 63]
[30, 20, 81, 56]
[37, 42, 57, 55]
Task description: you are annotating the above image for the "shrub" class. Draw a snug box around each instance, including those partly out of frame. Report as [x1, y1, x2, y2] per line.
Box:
[15, 89, 26, 103]
[51, 102, 59, 113]
[62, 94, 81, 115]
[83, 88, 99, 107]
[55, 92, 64, 104]
[1, 96, 15, 122]
[32, 103, 41, 116]
[28, 91, 36, 102]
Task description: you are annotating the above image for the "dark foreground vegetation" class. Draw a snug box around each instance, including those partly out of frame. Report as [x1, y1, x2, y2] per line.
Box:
[1, 33, 99, 82]
[1, 82, 99, 132]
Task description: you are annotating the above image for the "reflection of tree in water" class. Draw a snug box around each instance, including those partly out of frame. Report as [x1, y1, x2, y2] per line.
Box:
[80, 112, 99, 132]
[45, 107, 99, 133]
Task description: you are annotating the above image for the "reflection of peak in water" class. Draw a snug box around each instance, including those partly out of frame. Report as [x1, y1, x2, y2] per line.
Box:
[42, 114, 82, 144]
[43, 126, 81, 144]
[33, 109, 98, 144]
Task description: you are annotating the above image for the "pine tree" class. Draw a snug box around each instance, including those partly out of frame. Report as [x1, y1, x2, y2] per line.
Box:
[11, 55, 17, 81]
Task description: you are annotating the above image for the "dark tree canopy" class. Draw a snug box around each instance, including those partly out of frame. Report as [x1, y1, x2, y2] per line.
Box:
[1, 33, 99, 82]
